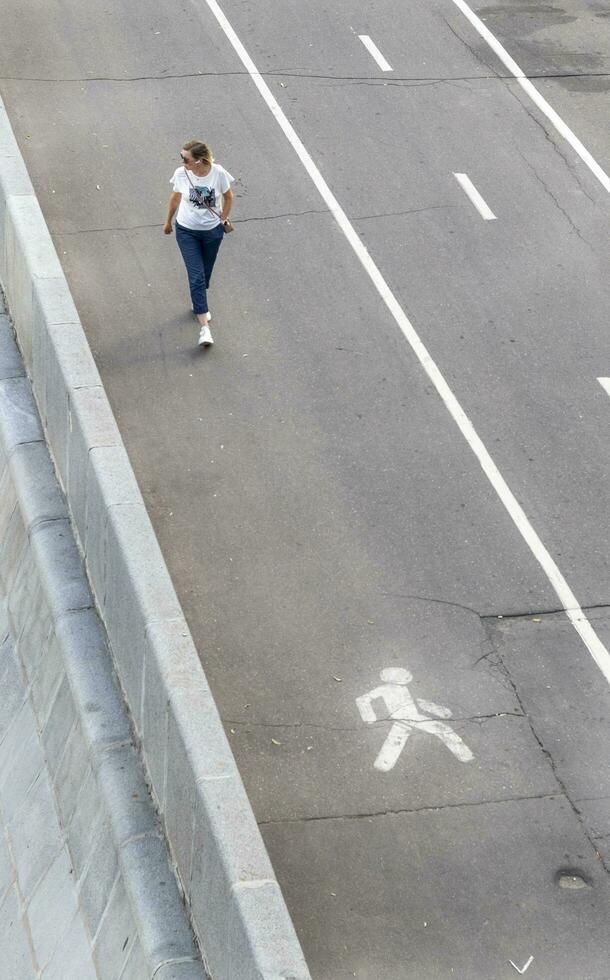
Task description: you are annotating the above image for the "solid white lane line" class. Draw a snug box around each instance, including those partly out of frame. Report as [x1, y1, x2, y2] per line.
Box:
[597, 378, 610, 398]
[201, 0, 610, 684]
[453, 173, 497, 220]
[358, 35, 393, 72]
[449, 0, 610, 196]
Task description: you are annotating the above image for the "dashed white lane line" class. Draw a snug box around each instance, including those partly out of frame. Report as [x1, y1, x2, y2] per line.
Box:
[448, 0, 610, 196]
[358, 35, 393, 72]
[597, 378, 610, 398]
[453, 173, 497, 220]
[201, 0, 610, 685]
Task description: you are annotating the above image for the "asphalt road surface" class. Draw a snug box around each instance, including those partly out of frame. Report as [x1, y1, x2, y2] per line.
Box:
[2, 1, 610, 977]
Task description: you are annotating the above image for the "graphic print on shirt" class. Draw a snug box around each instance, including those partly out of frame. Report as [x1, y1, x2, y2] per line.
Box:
[189, 184, 216, 210]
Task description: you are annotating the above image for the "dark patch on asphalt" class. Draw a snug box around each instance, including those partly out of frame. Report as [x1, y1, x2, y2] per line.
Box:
[556, 73, 610, 92]
[476, 4, 577, 34]
[526, 48, 607, 76]
[471, 3, 609, 78]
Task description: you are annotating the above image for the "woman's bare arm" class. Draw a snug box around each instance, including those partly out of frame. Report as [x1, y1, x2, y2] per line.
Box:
[164, 191, 182, 234]
[220, 187, 234, 223]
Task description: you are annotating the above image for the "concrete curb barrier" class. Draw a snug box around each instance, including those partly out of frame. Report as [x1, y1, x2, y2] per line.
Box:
[0, 313, 205, 978]
[0, 97, 311, 980]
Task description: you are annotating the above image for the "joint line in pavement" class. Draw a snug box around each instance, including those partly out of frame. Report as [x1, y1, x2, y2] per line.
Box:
[200, 0, 610, 686]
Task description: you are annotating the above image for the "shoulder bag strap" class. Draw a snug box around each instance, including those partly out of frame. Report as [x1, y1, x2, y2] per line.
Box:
[184, 166, 223, 222]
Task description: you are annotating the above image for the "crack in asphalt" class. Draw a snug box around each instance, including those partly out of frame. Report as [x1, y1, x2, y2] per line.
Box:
[515, 146, 595, 248]
[55, 211, 325, 235]
[358, 204, 462, 220]
[377, 593, 610, 623]
[481, 630, 610, 874]
[55, 203, 462, 237]
[2, 69, 610, 85]
[233, 203, 462, 223]
[379, 592, 482, 617]
[55, 212, 327, 236]
[257, 792, 563, 827]
[224, 712, 524, 732]
[482, 603, 610, 621]
[442, 15, 500, 76]
[481, 607, 570, 621]
[503, 81, 597, 205]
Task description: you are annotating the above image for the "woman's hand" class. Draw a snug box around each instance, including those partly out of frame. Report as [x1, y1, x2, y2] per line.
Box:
[165, 192, 181, 234]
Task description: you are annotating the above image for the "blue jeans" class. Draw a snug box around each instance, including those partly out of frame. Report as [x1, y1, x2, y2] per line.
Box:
[175, 221, 224, 315]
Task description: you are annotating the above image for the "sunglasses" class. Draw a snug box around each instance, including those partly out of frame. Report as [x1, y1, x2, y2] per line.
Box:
[180, 153, 191, 162]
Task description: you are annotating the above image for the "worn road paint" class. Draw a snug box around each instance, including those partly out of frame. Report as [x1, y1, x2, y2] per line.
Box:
[509, 955, 534, 974]
[356, 668, 474, 771]
[201, 0, 610, 685]
[597, 378, 610, 398]
[358, 35, 393, 72]
[453, 172, 497, 220]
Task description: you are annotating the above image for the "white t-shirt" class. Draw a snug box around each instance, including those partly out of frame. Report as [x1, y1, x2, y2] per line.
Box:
[170, 163, 234, 231]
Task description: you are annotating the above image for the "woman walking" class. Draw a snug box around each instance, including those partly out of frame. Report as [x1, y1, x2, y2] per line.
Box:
[164, 140, 234, 347]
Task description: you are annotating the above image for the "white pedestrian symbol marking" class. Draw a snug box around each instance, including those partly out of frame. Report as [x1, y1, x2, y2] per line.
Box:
[356, 668, 474, 771]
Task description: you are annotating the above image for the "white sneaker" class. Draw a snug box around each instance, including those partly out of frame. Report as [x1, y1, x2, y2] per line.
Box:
[198, 324, 214, 347]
